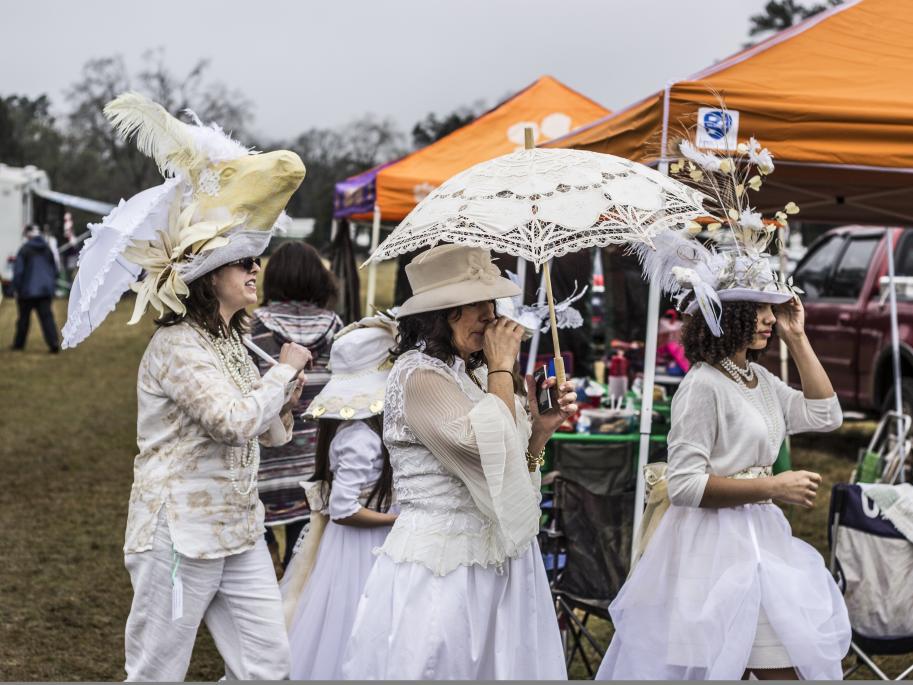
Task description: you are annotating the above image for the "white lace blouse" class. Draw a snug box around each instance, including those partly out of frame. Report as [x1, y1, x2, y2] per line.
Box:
[376, 350, 542, 576]
[666, 362, 843, 507]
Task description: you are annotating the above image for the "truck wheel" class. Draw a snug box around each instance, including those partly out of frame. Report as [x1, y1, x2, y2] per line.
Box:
[881, 377, 913, 420]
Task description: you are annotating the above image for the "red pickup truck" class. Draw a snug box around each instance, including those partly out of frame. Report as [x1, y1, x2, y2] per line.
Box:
[763, 226, 913, 417]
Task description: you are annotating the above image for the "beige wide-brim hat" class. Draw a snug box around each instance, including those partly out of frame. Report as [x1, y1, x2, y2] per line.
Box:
[397, 244, 521, 318]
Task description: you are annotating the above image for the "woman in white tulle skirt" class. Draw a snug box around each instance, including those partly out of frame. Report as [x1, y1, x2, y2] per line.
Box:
[597, 296, 851, 681]
[280, 317, 398, 680]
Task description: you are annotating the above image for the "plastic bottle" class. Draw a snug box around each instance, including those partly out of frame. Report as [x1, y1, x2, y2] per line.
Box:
[576, 412, 591, 434]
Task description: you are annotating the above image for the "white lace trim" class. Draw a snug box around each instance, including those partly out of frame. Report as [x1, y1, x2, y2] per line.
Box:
[368, 149, 706, 267]
[62, 178, 182, 347]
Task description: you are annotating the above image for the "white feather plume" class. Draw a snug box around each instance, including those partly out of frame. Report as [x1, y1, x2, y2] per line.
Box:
[183, 109, 253, 162]
[104, 92, 202, 176]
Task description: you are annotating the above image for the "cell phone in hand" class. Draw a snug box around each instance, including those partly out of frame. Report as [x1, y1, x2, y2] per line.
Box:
[533, 365, 557, 414]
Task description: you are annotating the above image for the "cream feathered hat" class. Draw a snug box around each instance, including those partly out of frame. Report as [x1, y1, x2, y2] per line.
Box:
[629, 133, 801, 337]
[61, 92, 305, 348]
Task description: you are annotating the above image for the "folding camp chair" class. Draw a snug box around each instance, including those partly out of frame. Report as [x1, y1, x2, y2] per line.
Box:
[828, 483, 913, 680]
[853, 411, 912, 484]
[540, 438, 666, 677]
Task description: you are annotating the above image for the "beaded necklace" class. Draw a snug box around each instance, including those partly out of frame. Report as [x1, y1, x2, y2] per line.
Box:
[720, 360, 781, 458]
[207, 327, 259, 497]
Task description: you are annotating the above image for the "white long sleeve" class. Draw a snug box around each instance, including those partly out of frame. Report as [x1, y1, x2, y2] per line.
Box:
[328, 421, 383, 520]
[403, 367, 541, 557]
[757, 365, 843, 434]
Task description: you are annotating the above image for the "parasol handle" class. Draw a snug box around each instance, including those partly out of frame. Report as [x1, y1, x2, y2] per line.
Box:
[543, 261, 566, 387]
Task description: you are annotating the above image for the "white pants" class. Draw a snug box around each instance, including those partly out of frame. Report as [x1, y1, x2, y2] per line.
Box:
[124, 516, 289, 681]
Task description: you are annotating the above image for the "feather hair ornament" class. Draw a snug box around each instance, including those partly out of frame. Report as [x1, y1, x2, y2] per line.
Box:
[104, 92, 206, 176]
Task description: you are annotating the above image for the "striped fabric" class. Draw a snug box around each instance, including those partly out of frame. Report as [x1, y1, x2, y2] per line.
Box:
[249, 302, 344, 525]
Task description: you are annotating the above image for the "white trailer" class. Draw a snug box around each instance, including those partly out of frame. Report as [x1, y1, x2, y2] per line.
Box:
[0, 164, 50, 285]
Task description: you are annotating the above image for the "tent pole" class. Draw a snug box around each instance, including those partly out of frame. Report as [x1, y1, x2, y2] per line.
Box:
[886, 228, 906, 481]
[632, 84, 672, 564]
[365, 204, 381, 313]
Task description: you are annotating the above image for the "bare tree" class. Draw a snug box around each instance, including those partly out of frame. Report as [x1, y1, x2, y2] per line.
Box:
[61, 50, 254, 203]
[747, 0, 842, 39]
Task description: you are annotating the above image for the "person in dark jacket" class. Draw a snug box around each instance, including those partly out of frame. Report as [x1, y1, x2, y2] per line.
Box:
[12, 225, 60, 352]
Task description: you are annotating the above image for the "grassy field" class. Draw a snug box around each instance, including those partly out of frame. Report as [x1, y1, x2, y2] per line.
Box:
[0, 282, 909, 679]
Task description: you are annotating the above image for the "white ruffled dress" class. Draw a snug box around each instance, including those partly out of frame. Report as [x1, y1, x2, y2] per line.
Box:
[597, 362, 851, 680]
[340, 351, 566, 680]
[283, 421, 393, 680]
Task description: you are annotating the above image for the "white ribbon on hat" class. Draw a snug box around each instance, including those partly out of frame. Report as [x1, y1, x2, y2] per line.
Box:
[672, 266, 723, 337]
[466, 253, 500, 284]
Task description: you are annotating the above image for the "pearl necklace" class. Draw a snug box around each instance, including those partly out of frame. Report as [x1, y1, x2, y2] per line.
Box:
[721, 356, 755, 383]
[207, 328, 259, 497]
[720, 360, 781, 458]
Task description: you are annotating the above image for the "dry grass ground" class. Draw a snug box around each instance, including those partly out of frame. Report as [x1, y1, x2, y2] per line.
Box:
[0, 276, 909, 679]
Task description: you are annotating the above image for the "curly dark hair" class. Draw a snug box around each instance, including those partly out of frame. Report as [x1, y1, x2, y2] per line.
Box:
[156, 268, 248, 338]
[391, 306, 486, 372]
[681, 301, 764, 365]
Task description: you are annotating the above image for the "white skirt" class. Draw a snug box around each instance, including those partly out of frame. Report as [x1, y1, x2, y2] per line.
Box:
[286, 520, 392, 680]
[597, 503, 850, 681]
[340, 540, 567, 680]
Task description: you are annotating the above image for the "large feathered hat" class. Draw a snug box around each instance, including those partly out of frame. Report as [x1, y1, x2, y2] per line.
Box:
[630, 131, 800, 337]
[62, 92, 305, 348]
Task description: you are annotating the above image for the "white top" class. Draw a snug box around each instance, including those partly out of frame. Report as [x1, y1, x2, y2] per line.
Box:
[666, 362, 842, 508]
[327, 421, 385, 520]
[377, 350, 541, 576]
[127, 323, 298, 559]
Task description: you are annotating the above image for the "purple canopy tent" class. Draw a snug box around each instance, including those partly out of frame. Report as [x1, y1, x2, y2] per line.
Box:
[333, 161, 398, 310]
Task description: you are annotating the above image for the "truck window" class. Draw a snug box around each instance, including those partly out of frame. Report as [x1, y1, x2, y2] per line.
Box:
[793, 235, 845, 298]
[896, 231, 913, 277]
[829, 236, 881, 299]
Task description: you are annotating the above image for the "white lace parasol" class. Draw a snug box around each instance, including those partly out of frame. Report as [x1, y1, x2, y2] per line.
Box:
[365, 148, 707, 268]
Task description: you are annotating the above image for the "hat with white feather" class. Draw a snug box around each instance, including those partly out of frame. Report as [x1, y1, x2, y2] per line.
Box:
[61, 92, 305, 348]
[628, 131, 801, 337]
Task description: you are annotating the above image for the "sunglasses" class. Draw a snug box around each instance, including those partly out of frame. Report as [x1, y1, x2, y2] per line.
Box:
[229, 257, 261, 272]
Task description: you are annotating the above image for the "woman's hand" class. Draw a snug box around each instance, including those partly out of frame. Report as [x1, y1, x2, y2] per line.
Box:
[482, 317, 523, 371]
[279, 342, 312, 371]
[525, 374, 578, 453]
[282, 372, 306, 413]
[773, 296, 806, 343]
[770, 469, 821, 508]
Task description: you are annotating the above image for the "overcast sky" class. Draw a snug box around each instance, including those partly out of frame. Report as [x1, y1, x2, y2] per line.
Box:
[3, 0, 769, 140]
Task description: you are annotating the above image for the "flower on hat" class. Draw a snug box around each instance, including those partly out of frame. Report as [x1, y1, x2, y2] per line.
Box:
[466, 252, 500, 284]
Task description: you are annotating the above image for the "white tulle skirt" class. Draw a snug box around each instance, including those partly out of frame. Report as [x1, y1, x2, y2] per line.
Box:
[285, 520, 392, 680]
[596, 503, 850, 681]
[340, 540, 567, 680]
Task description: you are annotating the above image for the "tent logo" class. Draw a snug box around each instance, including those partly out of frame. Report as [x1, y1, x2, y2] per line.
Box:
[507, 113, 573, 149]
[696, 107, 740, 151]
[413, 182, 435, 203]
[703, 111, 732, 140]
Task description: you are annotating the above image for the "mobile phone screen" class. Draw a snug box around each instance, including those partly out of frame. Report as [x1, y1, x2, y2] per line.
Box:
[533, 365, 555, 414]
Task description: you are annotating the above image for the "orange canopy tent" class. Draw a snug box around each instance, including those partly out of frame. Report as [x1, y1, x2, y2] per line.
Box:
[545, 0, 913, 225]
[336, 75, 608, 307]
[545, 0, 913, 553]
[335, 75, 609, 223]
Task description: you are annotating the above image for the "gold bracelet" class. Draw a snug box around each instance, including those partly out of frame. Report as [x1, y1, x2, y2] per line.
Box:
[525, 446, 546, 472]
